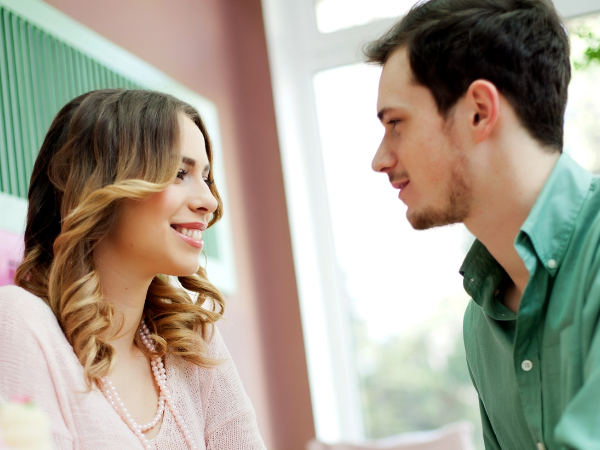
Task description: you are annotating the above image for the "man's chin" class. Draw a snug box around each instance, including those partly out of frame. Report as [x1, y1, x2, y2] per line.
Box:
[407, 208, 462, 230]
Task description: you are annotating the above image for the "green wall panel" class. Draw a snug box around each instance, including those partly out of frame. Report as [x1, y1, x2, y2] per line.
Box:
[0, 5, 140, 200]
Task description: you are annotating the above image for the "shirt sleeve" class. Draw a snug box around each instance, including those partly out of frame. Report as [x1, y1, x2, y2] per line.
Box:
[202, 326, 266, 450]
[0, 287, 74, 449]
[467, 362, 502, 450]
[554, 278, 600, 449]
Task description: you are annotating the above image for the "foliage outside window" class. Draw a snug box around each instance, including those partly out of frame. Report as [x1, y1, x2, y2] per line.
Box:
[565, 12, 600, 173]
[573, 25, 600, 69]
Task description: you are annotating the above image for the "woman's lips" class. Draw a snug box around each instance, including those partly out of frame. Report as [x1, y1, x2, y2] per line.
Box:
[171, 224, 204, 249]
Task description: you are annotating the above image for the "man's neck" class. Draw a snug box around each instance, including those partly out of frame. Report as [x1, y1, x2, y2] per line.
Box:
[464, 137, 560, 312]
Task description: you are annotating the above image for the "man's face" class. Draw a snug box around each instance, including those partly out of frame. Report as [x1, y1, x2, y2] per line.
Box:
[372, 47, 472, 230]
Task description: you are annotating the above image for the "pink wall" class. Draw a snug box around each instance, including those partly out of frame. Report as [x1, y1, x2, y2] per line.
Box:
[41, 1, 315, 449]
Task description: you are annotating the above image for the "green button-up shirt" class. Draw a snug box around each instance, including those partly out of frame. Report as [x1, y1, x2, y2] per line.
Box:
[461, 154, 600, 450]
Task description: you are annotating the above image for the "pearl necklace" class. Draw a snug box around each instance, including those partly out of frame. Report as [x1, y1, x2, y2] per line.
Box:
[100, 321, 198, 450]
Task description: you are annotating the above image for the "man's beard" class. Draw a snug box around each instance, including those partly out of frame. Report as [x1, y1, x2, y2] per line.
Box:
[407, 159, 472, 230]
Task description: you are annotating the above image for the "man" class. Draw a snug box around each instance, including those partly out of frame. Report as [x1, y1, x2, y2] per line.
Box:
[367, 0, 600, 449]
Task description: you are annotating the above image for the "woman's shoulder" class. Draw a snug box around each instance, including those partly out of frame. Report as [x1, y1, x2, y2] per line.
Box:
[204, 322, 231, 360]
[0, 285, 58, 330]
[173, 323, 232, 379]
[0, 284, 51, 310]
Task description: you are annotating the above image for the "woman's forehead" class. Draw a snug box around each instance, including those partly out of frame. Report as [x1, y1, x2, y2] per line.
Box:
[178, 115, 209, 167]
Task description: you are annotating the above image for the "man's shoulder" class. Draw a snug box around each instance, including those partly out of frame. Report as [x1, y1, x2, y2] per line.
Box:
[462, 298, 484, 338]
[579, 175, 600, 221]
[569, 179, 600, 259]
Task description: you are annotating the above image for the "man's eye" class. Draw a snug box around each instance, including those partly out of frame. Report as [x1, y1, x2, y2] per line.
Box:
[177, 169, 188, 180]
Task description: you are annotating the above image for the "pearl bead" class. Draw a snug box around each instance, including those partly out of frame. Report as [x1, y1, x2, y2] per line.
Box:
[100, 320, 196, 449]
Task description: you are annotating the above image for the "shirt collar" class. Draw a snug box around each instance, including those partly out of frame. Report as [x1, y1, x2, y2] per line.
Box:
[460, 239, 515, 319]
[460, 239, 497, 298]
[460, 153, 593, 312]
[518, 153, 592, 276]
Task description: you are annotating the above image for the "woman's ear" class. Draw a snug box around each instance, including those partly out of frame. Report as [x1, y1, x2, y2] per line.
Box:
[467, 79, 500, 143]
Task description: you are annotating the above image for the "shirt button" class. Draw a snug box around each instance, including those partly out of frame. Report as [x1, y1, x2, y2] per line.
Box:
[547, 259, 557, 269]
[521, 360, 533, 371]
[537, 443, 545, 450]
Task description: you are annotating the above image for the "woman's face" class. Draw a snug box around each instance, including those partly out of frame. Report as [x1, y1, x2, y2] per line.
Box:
[98, 114, 218, 279]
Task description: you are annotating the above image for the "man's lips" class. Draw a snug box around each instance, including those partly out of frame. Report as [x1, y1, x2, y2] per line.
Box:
[391, 180, 409, 190]
[390, 180, 410, 202]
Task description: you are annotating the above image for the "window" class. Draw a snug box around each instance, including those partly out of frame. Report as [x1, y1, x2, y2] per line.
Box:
[262, 0, 600, 445]
[313, 62, 478, 439]
[314, 0, 414, 33]
[565, 12, 600, 172]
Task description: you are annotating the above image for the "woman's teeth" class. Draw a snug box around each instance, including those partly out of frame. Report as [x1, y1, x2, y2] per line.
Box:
[176, 227, 202, 240]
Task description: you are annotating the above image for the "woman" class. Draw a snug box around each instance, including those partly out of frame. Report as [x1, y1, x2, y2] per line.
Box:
[0, 89, 265, 449]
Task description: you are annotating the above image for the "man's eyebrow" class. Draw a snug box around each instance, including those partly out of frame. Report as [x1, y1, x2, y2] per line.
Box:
[377, 107, 391, 122]
[378, 106, 409, 122]
[181, 156, 196, 167]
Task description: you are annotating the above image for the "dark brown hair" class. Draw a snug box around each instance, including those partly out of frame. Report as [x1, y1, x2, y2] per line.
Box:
[364, 0, 571, 152]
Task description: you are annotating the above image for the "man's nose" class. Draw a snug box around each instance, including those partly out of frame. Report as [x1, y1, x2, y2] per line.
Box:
[371, 140, 394, 173]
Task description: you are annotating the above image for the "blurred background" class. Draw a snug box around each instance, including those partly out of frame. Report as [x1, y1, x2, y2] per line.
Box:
[0, 1, 599, 449]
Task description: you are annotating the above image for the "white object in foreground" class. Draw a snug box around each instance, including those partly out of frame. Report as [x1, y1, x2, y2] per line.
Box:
[0, 399, 53, 450]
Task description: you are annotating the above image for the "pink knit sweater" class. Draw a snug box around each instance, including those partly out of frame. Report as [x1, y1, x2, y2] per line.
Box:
[0, 285, 266, 450]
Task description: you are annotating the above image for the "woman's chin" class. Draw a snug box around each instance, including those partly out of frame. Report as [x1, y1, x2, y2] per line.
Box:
[163, 262, 202, 278]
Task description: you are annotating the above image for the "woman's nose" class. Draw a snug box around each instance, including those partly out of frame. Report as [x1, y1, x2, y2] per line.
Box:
[191, 182, 218, 214]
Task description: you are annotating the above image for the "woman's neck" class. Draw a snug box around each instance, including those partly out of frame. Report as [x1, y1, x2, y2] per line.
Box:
[93, 240, 154, 357]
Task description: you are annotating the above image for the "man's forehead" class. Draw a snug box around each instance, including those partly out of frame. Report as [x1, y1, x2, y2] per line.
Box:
[381, 47, 411, 80]
[377, 48, 426, 113]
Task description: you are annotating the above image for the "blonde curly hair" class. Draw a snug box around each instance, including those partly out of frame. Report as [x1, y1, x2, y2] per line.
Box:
[15, 89, 225, 387]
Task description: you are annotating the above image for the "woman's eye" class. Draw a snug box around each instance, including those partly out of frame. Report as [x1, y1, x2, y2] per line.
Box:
[176, 169, 188, 180]
[204, 177, 214, 187]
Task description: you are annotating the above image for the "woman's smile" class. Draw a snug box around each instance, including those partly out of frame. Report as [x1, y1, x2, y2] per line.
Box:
[171, 223, 205, 249]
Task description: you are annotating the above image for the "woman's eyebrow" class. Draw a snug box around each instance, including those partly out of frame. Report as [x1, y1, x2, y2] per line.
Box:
[181, 156, 196, 167]
[181, 156, 210, 173]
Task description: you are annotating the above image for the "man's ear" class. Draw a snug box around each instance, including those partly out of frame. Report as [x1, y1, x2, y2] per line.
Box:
[466, 80, 500, 143]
